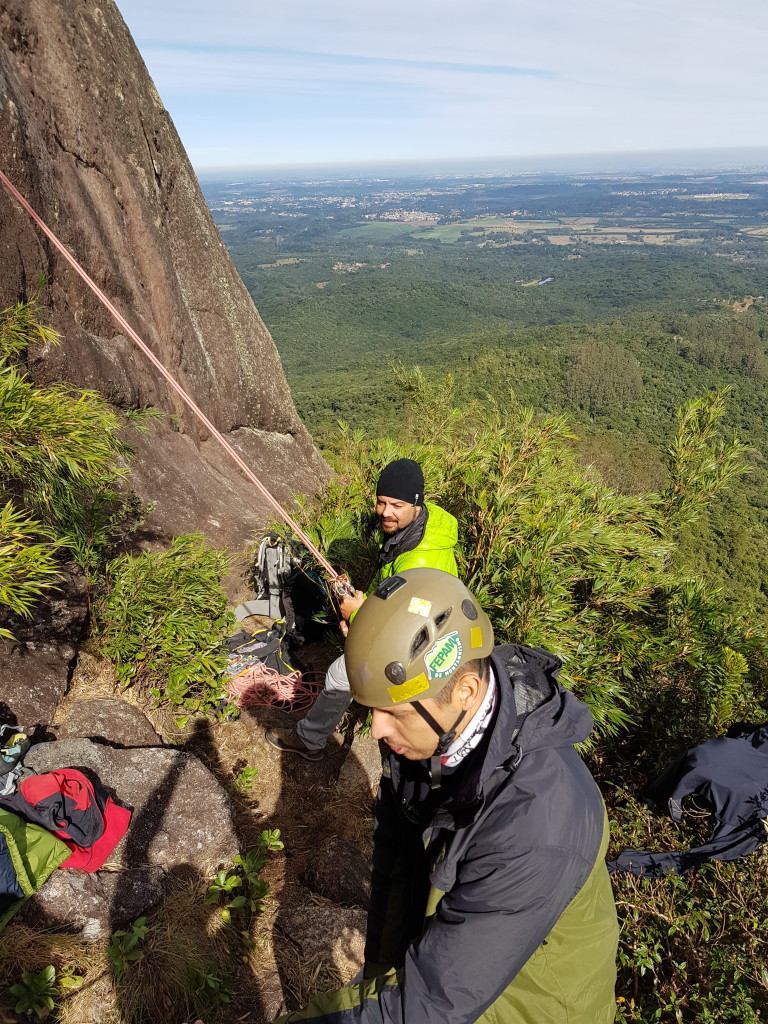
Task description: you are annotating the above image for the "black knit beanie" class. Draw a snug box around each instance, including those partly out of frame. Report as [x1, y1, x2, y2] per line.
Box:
[376, 459, 424, 505]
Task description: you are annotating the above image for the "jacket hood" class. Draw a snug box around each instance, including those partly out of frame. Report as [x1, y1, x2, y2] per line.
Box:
[448, 644, 595, 809]
[494, 644, 594, 751]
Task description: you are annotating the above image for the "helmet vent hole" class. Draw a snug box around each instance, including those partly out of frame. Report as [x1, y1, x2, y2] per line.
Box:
[461, 599, 478, 621]
[410, 627, 430, 660]
[433, 608, 452, 631]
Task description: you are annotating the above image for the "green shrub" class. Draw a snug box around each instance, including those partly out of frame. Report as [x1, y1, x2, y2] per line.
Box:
[609, 793, 768, 1023]
[95, 534, 235, 715]
[0, 291, 149, 593]
[107, 917, 149, 979]
[205, 829, 284, 924]
[288, 368, 768, 745]
[0, 502, 62, 640]
[9, 964, 57, 1019]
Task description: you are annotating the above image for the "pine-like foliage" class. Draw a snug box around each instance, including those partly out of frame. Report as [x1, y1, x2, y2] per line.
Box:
[0, 502, 62, 641]
[0, 292, 144, 635]
[95, 535, 235, 716]
[289, 366, 768, 748]
[0, 298, 132, 568]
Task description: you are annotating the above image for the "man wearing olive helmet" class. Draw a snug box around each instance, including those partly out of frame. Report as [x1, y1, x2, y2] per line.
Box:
[278, 569, 618, 1024]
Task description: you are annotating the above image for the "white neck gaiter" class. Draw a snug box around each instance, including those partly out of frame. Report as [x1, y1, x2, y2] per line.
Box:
[440, 667, 498, 768]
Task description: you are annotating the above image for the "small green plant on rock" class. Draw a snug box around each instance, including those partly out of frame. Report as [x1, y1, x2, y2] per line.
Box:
[189, 962, 233, 1007]
[233, 764, 259, 791]
[57, 966, 85, 994]
[108, 916, 149, 978]
[9, 965, 57, 1019]
[206, 829, 284, 924]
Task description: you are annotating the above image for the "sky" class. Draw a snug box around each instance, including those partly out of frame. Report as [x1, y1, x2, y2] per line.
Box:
[117, 0, 768, 170]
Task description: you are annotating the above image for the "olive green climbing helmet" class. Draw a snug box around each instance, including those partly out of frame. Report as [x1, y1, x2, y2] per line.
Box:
[344, 568, 494, 708]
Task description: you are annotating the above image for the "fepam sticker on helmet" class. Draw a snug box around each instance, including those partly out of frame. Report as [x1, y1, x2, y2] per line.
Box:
[387, 673, 430, 704]
[407, 597, 432, 618]
[424, 631, 463, 680]
[470, 626, 484, 649]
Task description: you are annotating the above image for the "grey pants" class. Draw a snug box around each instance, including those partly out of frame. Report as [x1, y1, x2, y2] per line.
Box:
[295, 654, 352, 750]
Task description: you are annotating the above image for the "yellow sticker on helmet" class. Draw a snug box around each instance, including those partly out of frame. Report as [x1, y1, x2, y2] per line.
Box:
[470, 626, 484, 649]
[407, 597, 432, 617]
[387, 672, 430, 703]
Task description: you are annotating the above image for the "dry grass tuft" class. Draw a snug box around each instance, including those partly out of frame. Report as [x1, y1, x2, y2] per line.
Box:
[276, 939, 346, 1009]
[0, 872, 249, 1024]
[0, 922, 109, 1024]
[112, 869, 238, 1023]
[0, 920, 107, 981]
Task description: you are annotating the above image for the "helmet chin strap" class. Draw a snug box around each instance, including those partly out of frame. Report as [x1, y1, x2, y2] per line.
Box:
[413, 701, 466, 789]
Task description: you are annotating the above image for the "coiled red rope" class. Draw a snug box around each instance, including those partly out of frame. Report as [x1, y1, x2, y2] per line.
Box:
[228, 663, 324, 713]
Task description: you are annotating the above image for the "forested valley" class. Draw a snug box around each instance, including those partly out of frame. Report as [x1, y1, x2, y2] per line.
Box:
[200, 166, 768, 1021]
[205, 167, 768, 617]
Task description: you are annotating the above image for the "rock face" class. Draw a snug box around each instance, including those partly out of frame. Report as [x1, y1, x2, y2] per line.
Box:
[276, 906, 367, 983]
[0, 0, 329, 548]
[0, 563, 89, 731]
[24, 865, 166, 941]
[301, 837, 371, 909]
[55, 697, 162, 747]
[22, 737, 240, 940]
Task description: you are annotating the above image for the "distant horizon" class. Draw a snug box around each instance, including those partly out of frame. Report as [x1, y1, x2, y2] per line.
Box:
[195, 146, 768, 180]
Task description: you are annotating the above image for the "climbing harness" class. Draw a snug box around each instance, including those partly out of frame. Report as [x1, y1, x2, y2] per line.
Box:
[0, 168, 355, 602]
[226, 620, 298, 677]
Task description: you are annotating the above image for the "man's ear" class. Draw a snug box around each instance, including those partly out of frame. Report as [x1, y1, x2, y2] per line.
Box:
[455, 671, 483, 710]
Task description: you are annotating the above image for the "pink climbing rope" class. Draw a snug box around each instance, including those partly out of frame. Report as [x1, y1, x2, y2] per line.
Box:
[0, 167, 344, 585]
[228, 663, 324, 714]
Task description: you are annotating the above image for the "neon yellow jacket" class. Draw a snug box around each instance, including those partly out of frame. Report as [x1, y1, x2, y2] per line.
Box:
[377, 502, 459, 583]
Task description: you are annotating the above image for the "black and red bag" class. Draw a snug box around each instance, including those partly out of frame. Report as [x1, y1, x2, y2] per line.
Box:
[0, 768, 131, 871]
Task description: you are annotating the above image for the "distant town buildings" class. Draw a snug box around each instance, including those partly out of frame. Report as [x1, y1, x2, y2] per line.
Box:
[362, 209, 441, 224]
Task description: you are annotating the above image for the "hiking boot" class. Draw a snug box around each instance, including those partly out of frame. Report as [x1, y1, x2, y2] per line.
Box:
[265, 727, 323, 762]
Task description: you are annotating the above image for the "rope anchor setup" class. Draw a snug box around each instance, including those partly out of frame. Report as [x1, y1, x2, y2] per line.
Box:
[0, 167, 355, 602]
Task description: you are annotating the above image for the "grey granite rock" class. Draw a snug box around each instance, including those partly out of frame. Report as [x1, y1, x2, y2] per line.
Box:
[301, 837, 371, 909]
[0, 0, 329, 551]
[55, 697, 162, 748]
[26, 738, 239, 872]
[24, 865, 165, 941]
[0, 564, 88, 730]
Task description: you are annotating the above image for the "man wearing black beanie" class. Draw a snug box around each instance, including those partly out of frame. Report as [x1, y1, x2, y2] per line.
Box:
[375, 458, 424, 509]
[266, 458, 459, 761]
